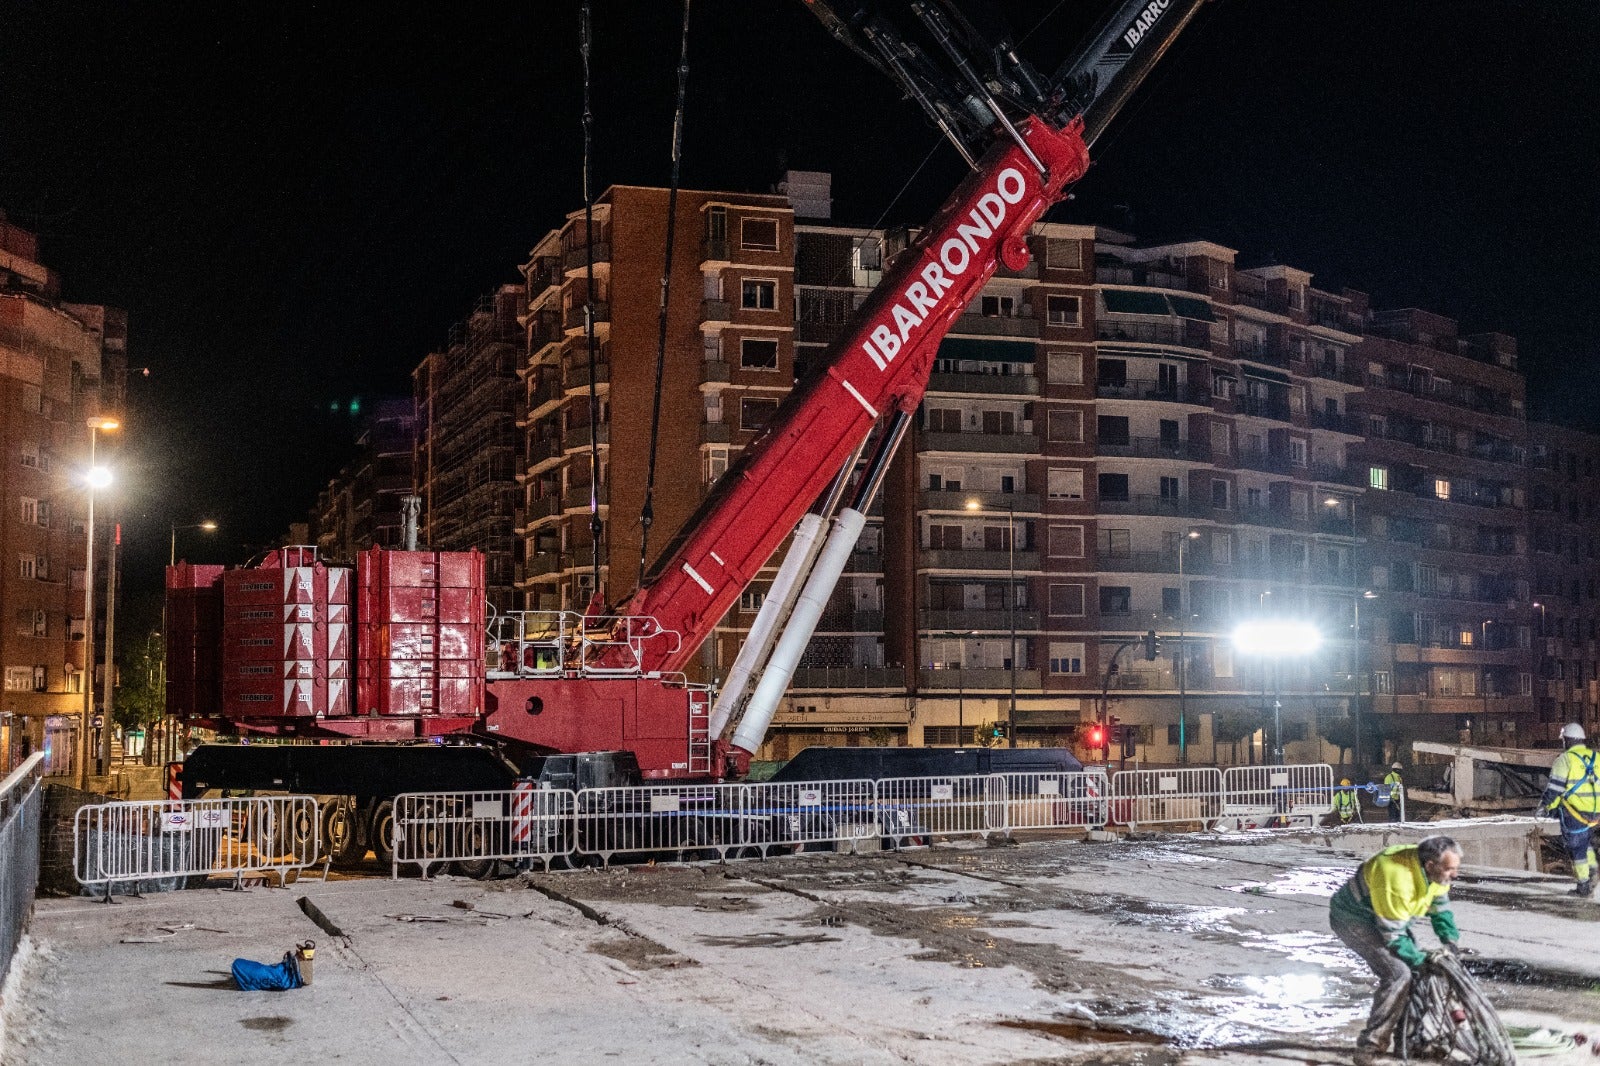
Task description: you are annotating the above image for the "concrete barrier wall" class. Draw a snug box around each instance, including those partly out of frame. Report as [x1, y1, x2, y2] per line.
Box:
[1280, 816, 1554, 872]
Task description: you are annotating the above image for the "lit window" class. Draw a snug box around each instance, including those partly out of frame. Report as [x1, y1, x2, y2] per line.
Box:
[1369, 466, 1389, 491]
[1433, 478, 1451, 501]
[1459, 629, 1474, 647]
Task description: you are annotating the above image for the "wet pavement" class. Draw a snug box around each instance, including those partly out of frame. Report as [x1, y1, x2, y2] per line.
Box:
[5, 831, 1598, 1064]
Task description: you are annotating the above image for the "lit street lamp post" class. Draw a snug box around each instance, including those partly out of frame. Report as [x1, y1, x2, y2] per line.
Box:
[1176, 529, 1201, 764]
[78, 417, 118, 791]
[1353, 590, 1378, 772]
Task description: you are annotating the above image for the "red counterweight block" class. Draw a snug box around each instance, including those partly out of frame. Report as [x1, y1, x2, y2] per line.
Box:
[355, 547, 487, 718]
[219, 555, 354, 719]
[165, 564, 226, 718]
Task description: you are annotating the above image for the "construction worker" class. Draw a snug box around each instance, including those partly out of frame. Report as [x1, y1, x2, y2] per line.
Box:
[1332, 778, 1360, 824]
[1538, 722, 1599, 898]
[1383, 762, 1405, 822]
[1329, 835, 1463, 1065]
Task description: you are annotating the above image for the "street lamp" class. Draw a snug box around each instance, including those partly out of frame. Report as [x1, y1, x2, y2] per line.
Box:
[1176, 528, 1201, 764]
[1353, 590, 1378, 772]
[1232, 619, 1322, 764]
[170, 520, 219, 566]
[967, 496, 1018, 748]
[79, 417, 118, 791]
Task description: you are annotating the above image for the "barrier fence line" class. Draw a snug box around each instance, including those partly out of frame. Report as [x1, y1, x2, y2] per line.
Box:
[392, 788, 576, 879]
[1110, 767, 1226, 828]
[997, 770, 1111, 831]
[1222, 764, 1335, 823]
[1, 754, 46, 979]
[72, 796, 320, 893]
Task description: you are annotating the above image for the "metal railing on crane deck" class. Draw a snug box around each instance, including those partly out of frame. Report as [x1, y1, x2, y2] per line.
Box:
[485, 610, 684, 680]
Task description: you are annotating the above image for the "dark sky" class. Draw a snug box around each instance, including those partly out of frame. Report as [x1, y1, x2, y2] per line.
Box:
[3, 1, 1598, 626]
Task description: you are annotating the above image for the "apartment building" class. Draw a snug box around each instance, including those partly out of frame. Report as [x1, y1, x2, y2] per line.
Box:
[311, 396, 417, 562]
[0, 212, 126, 772]
[413, 286, 522, 612]
[516, 184, 796, 679]
[1526, 422, 1600, 741]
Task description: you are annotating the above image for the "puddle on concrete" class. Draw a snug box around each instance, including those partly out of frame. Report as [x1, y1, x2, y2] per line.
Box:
[1449, 885, 1600, 922]
[239, 1016, 293, 1032]
[1225, 866, 1348, 899]
[999, 1017, 1169, 1045]
[1229, 929, 1359, 971]
[1466, 957, 1600, 994]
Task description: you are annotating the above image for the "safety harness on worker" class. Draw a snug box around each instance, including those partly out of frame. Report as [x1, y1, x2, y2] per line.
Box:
[1549, 745, 1600, 827]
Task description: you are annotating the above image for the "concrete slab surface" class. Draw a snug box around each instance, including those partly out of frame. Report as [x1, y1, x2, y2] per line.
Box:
[4, 830, 1598, 1065]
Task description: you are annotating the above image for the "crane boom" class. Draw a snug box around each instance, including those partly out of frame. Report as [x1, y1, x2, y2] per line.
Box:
[623, 0, 1210, 678]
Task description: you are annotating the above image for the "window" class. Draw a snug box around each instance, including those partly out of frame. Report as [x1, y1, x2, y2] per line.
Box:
[1046, 409, 1083, 443]
[1245, 487, 1263, 509]
[1044, 240, 1081, 270]
[1210, 479, 1231, 509]
[18, 555, 36, 580]
[1048, 583, 1085, 617]
[741, 279, 777, 310]
[1289, 438, 1307, 466]
[1047, 468, 1084, 500]
[703, 446, 729, 485]
[1097, 473, 1130, 502]
[1049, 642, 1086, 674]
[1433, 478, 1451, 501]
[1154, 475, 1180, 500]
[35, 500, 48, 527]
[1101, 528, 1131, 559]
[1097, 415, 1130, 446]
[741, 217, 778, 251]
[1212, 531, 1233, 564]
[739, 589, 766, 612]
[31, 665, 45, 692]
[1046, 295, 1081, 327]
[19, 498, 37, 524]
[19, 385, 41, 414]
[19, 444, 39, 469]
[1048, 525, 1085, 558]
[1369, 466, 1389, 491]
[739, 398, 779, 431]
[740, 337, 779, 370]
[1046, 350, 1083, 385]
[1099, 586, 1131, 614]
[1162, 587, 1181, 615]
[928, 408, 962, 433]
[3, 667, 32, 692]
[707, 205, 727, 243]
[1210, 422, 1231, 456]
[1212, 375, 1235, 399]
[980, 294, 1015, 317]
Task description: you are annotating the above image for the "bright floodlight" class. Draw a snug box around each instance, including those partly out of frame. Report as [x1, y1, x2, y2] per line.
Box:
[1232, 619, 1321, 657]
[200, 520, 219, 532]
[85, 466, 112, 490]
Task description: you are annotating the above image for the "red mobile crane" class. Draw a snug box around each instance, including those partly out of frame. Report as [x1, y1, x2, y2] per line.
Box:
[173, 0, 1213, 860]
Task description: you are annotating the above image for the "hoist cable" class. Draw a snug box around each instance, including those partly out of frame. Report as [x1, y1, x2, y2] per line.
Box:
[580, 0, 604, 608]
[641, 0, 693, 575]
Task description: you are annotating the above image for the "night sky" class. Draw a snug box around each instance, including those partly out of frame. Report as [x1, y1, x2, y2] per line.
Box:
[3, 1, 1597, 631]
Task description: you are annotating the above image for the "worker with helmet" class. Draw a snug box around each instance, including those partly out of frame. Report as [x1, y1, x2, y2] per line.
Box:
[1332, 778, 1360, 824]
[1539, 722, 1599, 898]
[1383, 762, 1405, 822]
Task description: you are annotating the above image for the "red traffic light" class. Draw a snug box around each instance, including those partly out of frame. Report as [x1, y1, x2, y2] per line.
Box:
[1085, 724, 1106, 747]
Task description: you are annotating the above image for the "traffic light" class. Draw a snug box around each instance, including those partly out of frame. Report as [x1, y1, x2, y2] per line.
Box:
[1121, 724, 1139, 759]
[1084, 723, 1106, 748]
[1143, 629, 1160, 661]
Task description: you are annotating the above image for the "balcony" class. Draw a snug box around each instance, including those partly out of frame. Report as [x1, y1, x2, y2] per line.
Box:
[700, 360, 731, 385]
[563, 301, 610, 333]
[562, 424, 610, 450]
[1308, 409, 1364, 434]
[702, 237, 730, 263]
[921, 430, 1040, 454]
[526, 255, 562, 296]
[926, 371, 1039, 396]
[919, 548, 1041, 571]
[701, 299, 732, 324]
[952, 313, 1040, 339]
[1095, 378, 1211, 405]
[797, 321, 846, 345]
[787, 667, 906, 691]
[561, 484, 610, 511]
[563, 242, 611, 272]
[919, 609, 1042, 631]
[815, 609, 886, 632]
[1096, 318, 1213, 349]
[526, 437, 563, 467]
[921, 490, 1040, 513]
[1098, 551, 1178, 574]
[1231, 340, 1289, 368]
[527, 311, 563, 354]
[1097, 494, 1202, 518]
[563, 362, 610, 392]
[918, 668, 1042, 691]
[524, 495, 562, 522]
[1096, 436, 1209, 461]
[1238, 395, 1293, 422]
[701, 423, 731, 444]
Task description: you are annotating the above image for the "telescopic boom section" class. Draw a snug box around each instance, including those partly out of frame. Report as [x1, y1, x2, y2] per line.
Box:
[624, 119, 1091, 676]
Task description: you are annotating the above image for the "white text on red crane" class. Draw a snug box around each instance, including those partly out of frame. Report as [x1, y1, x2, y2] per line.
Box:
[860, 166, 1029, 373]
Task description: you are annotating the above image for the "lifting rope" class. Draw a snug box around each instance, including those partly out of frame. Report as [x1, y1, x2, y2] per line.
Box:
[640, 0, 693, 575]
[579, 0, 604, 608]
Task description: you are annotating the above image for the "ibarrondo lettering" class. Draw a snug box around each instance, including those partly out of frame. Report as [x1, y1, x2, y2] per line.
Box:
[860, 167, 1030, 372]
[1122, 0, 1171, 50]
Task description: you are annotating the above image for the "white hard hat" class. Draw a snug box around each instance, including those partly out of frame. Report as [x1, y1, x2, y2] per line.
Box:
[1391, 762, 1403, 770]
[1561, 722, 1586, 742]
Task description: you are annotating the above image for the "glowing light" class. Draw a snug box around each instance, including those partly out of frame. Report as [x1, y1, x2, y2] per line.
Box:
[85, 467, 112, 490]
[1232, 620, 1321, 657]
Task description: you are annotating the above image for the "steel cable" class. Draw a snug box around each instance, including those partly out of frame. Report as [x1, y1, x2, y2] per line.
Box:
[1396, 951, 1517, 1066]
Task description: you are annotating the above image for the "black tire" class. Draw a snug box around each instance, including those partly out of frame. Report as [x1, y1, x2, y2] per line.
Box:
[370, 800, 396, 867]
[453, 858, 500, 879]
[284, 802, 317, 857]
[678, 819, 722, 862]
[322, 800, 365, 866]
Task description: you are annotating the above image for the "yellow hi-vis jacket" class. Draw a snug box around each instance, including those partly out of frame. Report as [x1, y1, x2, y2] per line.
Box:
[1543, 744, 1600, 825]
[1333, 789, 1358, 820]
[1384, 770, 1404, 804]
[1330, 844, 1457, 966]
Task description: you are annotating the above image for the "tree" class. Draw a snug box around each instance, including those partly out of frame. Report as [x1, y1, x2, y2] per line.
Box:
[114, 630, 165, 734]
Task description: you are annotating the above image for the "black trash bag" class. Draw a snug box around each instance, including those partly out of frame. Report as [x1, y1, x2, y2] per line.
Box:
[231, 949, 304, 991]
[1396, 951, 1516, 1065]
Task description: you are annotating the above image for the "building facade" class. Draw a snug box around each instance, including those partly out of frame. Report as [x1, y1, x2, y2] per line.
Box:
[311, 396, 417, 562]
[0, 212, 126, 773]
[1527, 422, 1600, 741]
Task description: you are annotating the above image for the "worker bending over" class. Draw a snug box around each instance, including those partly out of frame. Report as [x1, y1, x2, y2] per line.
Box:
[1540, 722, 1599, 898]
[1328, 835, 1462, 1065]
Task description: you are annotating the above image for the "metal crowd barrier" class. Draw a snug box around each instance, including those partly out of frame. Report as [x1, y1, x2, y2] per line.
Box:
[998, 770, 1110, 831]
[1, 754, 46, 978]
[1110, 767, 1225, 828]
[73, 796, 320, 894]
[393, 786, 576, 878]
[875, 774, 999, 843]
[738, 778, 881, 855]
[1222, 764, 1335, 823]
